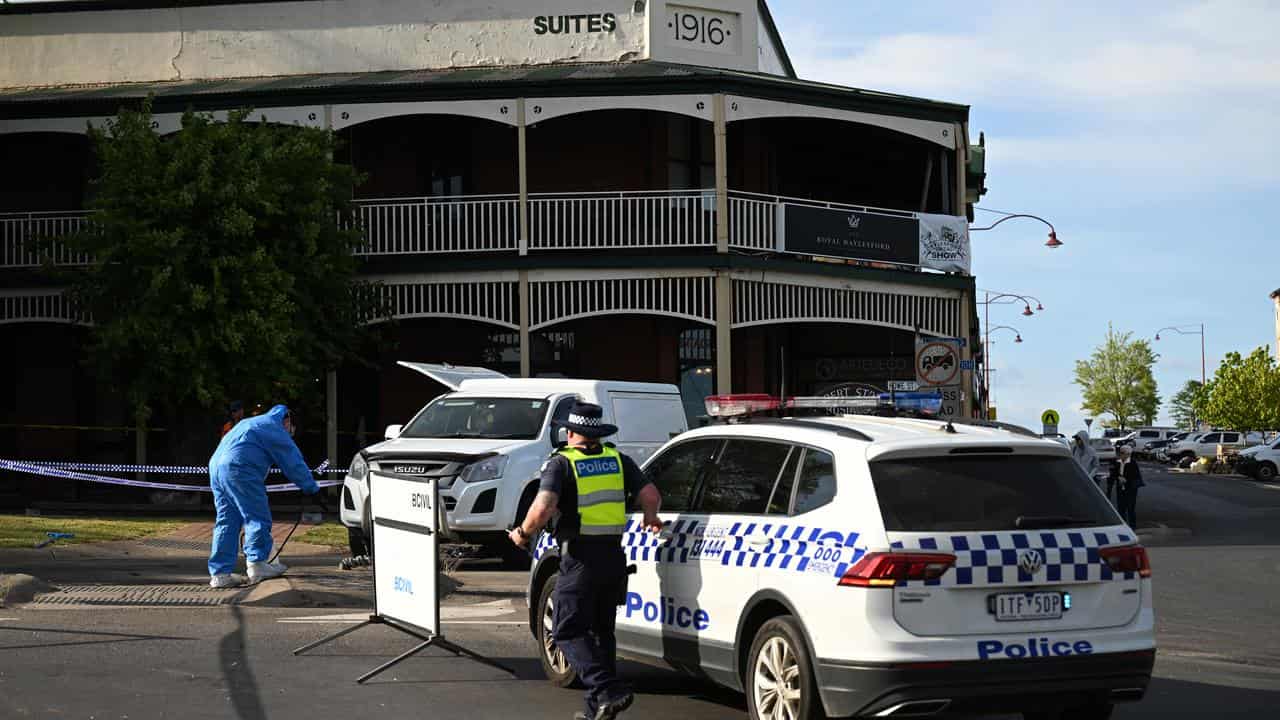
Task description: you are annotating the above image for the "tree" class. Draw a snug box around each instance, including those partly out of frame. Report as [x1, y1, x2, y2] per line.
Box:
[1199, 347, 1280, 434]
[56, 101, 386, 445]
[1169, 380, 1205, 429]
[1074, 326, 1161, 430]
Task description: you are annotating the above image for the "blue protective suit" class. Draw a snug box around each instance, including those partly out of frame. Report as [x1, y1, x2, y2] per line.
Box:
[207, 404, 319, 576]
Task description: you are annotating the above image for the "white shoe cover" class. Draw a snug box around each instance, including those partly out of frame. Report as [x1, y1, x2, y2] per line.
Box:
[247, 560, 288, 582]
[210, 573, 246, 588]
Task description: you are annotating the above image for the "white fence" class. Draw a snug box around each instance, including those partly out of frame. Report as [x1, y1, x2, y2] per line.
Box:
[528, 190, 717, 250]
[351, 195, 519, 255]
[0, 211, 92, 268]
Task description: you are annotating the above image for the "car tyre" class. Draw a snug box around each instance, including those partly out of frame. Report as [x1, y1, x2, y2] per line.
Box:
[500, 484, 539, 570]
[746, 616, 825, 720]
[536, 572, 579, 688]
[361, 502, 375, 559]
[1258, 462, 1277, 482]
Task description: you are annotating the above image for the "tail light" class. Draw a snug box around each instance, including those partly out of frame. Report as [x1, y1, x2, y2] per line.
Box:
[1099, 545, 1152, 578]
[838, 552, 956, 587]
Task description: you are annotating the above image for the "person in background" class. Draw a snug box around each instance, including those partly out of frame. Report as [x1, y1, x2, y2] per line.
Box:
[208, 404, 319, 588]
[1071, 430, 1100, 485]
[1108, 444, 1144, 527]
[221, 400, 245, 437]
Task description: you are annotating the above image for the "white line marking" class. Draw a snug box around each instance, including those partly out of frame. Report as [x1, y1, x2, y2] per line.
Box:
[0, 618, 18, 622]
[278, 602, 519, 625]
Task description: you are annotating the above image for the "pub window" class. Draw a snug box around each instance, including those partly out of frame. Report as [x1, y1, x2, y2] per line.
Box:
[667, 117, 715, 189]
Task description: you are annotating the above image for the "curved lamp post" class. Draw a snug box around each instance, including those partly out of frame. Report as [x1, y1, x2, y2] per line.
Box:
[971, 210, 1062, 248]
[978, 291, 1043, 414]
[984, 325, 1023, 416]
[1154, 324, 1206, 386]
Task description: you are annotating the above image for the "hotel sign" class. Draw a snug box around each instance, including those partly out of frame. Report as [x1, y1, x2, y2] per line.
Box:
[781, 204, 921, 266]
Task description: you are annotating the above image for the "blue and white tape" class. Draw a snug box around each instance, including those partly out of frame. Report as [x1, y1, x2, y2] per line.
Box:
[0, 458, 343, 493]
[11, 460, 347, 475]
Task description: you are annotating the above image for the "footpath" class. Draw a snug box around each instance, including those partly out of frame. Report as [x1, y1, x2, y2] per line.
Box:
[1, 519, 524, 610]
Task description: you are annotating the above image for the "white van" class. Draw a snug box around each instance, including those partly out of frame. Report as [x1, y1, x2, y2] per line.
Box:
[339, 362, 688, 565]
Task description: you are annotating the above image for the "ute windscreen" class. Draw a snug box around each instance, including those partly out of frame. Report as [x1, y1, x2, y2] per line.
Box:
[871, 454, 1122, 531]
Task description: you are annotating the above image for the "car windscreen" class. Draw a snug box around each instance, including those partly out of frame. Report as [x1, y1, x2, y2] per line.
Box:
[870, 454, 1122, 532]
[401, 397, 548, 440]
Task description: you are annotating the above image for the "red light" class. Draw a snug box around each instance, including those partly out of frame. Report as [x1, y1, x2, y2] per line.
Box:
[838, 552, 956, 588]
[704, 394, 779, 417]
[1099, 545, 1151, 578]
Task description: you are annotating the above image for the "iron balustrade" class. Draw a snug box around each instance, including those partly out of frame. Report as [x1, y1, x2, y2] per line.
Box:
[527, 189, 717, 250]
[349, 194, 519, 255]
[0, 210, 93, 268]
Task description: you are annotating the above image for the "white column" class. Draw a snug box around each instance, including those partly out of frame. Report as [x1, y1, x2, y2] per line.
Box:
[518, 98, 529, 256]
[715, 272, 732, 394]
[714, 93, 729, 254]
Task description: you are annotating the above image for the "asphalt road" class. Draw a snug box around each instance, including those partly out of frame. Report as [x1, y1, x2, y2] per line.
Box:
[2, 463, 1277, 719]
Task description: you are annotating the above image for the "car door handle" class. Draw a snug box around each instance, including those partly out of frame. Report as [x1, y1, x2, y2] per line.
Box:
[747, 537, 770, 547]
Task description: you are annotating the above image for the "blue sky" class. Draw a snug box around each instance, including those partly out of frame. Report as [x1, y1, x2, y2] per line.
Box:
[770, 0, 1280, 435]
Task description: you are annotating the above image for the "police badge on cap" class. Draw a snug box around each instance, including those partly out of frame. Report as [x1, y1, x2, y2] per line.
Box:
[552, 401, 618, 438]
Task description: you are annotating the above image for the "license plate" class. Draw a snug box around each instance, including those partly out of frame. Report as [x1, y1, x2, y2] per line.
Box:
[991, 592, 1064, 621]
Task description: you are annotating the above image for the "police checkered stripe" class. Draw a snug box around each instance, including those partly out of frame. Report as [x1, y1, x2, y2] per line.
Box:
[532, 529, 558, 561]
[890, 531, 1138, 587]
[567, 413, 601, 427]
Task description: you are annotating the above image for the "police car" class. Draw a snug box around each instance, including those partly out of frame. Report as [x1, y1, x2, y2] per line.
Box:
[527, 395, 1154, 720]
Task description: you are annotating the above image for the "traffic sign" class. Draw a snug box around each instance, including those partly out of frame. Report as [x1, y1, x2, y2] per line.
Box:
[915, 339, 961, 387]
[1041, 409, 1061, 426]
[937, 385, 964, 420]
[959, 359, 974, 371]
[888, 380, 920, 392]
[1084, 417, 1093, 429]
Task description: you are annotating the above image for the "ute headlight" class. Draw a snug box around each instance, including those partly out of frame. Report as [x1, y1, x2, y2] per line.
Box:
[350, 454, 369, 481]
[458, 455, 508, 484]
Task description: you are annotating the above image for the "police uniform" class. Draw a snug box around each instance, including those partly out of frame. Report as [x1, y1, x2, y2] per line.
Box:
[540, 404, 651, 719]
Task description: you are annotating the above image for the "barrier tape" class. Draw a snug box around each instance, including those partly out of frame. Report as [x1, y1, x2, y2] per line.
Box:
[8, 461, 348, 475]
[0, 458, 344, 494]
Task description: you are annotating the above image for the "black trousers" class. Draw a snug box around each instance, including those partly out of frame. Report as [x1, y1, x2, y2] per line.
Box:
[553, 538, 627, 714]
[1118, 485, 1139, 528]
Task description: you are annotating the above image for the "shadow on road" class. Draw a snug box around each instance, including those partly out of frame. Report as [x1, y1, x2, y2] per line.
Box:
[1136, 676, 1280, 717]
[220, 604, 267, 720]
[0, 624, 195, 651]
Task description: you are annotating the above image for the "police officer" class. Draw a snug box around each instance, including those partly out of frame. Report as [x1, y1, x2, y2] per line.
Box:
[509, 401, 662, 720]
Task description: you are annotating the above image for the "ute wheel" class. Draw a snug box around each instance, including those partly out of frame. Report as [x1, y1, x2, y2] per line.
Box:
[1258, 462, 1277, 482]
[536, 572, 579, 688]
[361, 503, 375, 559]
[746, 616, 825, 720]
[500, 485, 539, 570]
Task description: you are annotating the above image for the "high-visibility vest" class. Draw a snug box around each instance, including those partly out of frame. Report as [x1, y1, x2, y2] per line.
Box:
[559, 445, 627, 536]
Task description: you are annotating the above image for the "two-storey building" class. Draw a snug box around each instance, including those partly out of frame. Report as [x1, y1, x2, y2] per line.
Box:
[1, 1, 984, 503]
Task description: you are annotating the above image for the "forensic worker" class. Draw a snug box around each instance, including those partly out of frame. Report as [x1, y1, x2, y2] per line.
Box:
[1071, 430, 1100, 484]
[509, 401, 662, 720]
[208, 404, 319, 588]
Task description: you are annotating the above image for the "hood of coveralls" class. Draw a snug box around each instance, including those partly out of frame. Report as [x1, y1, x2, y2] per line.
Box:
[266, 404, 290, 424]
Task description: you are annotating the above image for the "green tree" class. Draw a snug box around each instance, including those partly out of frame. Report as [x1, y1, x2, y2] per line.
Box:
[56, 101, 386, 443]
[1199, 347, 1280, 434]
[1074, 326, 1161, 430]
[1169, 380, 1205, 429]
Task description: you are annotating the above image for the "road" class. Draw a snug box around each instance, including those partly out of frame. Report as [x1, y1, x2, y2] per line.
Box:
[2, 463, 1277, 719]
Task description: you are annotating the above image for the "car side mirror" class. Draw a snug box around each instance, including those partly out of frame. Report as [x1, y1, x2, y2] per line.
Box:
[384, 424, 403, 440]
[555, 426, 568, 445]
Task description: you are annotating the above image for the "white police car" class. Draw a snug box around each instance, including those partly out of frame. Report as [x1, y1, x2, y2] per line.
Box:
[527, 396, 1155, 720]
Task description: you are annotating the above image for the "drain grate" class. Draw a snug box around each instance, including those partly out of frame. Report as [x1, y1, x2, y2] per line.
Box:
[140, 538, 212, 552]
[30, 584, 247, 607]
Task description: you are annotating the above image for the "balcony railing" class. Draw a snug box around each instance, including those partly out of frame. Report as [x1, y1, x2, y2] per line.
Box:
[1, 190, 929, 267]
[350, 194, 520, 255]
[1, 211, 93, 268]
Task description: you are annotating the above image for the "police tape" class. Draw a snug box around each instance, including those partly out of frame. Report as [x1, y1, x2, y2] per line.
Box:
[0, 458, 344, 494]
[7, 461, 348, 475]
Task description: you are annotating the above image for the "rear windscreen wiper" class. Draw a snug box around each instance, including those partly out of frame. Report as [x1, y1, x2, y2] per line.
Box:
[1015, 515, 1095, 529]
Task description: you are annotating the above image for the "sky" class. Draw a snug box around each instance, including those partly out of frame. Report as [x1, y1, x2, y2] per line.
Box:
[769, 0, 1280, 436]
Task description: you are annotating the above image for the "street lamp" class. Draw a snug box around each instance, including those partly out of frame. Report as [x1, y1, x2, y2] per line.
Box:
[1154, 324, 1207, 386]
[984, 325, 1024, 415]
[978, 291, 1044, 415]
[971, 208, 1063, 249]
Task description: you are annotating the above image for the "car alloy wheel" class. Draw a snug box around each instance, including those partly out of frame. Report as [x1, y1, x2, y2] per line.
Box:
[543, 594, 570, 675]
[535, 572, 578, 687]
[754, 636, 802, 720]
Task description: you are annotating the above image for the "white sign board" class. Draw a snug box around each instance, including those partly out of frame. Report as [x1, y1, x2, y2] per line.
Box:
[937, 385, 964, 420]
[369, 471, 440, 637]
[887, 380, 920, 392]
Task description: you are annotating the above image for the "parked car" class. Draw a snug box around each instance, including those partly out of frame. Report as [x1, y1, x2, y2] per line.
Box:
[1090, 437, 1117, 463]
[340, 362, 688, 566]
[1165, 431, 1266, 465]
[1237, 436, 1280, 482]
[1130, 428, 1183, 455]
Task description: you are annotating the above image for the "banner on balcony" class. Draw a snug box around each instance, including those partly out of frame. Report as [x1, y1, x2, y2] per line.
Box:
[918, 213, 971, 274]
[780, 204, 920, 266]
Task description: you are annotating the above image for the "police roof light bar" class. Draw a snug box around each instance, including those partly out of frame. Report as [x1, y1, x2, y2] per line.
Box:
[704, 392, 943, 419]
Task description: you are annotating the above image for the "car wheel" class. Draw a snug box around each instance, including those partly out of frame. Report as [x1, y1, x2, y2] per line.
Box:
[536, 572, 579, 688]
[746, 616, 825, 720]
[500, 485, 539, 570]
[1024, 702, 1114, 720]
[361, 502, 375, 558]
[1258, 462, 1278, 482]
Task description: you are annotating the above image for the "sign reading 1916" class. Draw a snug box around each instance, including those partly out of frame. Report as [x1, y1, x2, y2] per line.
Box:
[667, 4, 741, 55]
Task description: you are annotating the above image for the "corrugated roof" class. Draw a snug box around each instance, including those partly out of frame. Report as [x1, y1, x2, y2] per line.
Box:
[0, 60, 967, 123]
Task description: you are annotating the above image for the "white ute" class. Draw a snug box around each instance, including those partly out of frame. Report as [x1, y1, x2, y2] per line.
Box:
[340, 363, 688, 566]
[527, 395, 1155, 719]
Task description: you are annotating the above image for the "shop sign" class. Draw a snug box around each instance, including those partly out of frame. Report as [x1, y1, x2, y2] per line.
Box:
[781, 204, 920, 266]
[919, 213, 971, 274]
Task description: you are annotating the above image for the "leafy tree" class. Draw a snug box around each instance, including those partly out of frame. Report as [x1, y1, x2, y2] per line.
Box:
[55, 101, 387, 442]
[1169, 380, 1205, 429]
[1199, 347, 1280, 434]
[1074, 326, 1161, 430]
